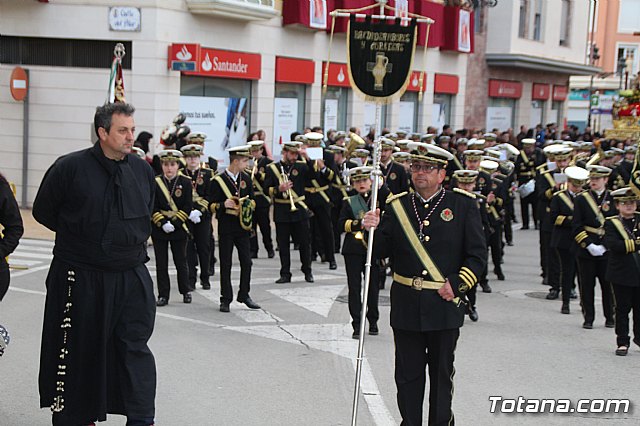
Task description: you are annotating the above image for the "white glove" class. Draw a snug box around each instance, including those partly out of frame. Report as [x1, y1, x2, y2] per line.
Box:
[586, 243, 605, 257]
[162, 222, 175, 234]
[189, 210, 202, 224]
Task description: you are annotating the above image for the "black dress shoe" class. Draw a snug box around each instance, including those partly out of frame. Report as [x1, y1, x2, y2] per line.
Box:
[561, 303, 570, 314]
[267, 250, 275, 259]
[251, 253, 258, 259]
[329, 261, 337, 270]
[201, 281, 211, 290]
[605, 319, 615, 328]
[183, 293, 192, 304]
[469, 308, 479, 322]
[220, 302, 230, 313]
[496, 271, 505, 281]
[156, 297, 168, 307]
[275, 276, 291, 284]
[615, 346, 628, 356]
[481, 284, 492, 293]
[582, 321, 593, 329]
[546, 289, 559, 300]
[352, 331, 360, 339]
[305, 273, 314, 283]
[369, 324, 379, 335]
[240, 297, 261, 310]
[570, 289, 578, 299]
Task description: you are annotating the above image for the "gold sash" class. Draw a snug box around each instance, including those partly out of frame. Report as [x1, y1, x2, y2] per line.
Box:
[583, 192, 605, 226]
[154, 176, 191, 235]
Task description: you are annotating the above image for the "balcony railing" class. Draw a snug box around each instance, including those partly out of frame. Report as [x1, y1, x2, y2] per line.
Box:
[186, 0, 279, 20]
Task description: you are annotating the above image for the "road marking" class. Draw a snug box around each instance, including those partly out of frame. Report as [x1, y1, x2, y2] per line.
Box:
[9, 265, 51, 278]
[8, 286, 46, 296]
[268, 284, 346, 317]
[18, 239, 55, 247]
[13, 245, 53, 253]
[9, 251, 53, 260]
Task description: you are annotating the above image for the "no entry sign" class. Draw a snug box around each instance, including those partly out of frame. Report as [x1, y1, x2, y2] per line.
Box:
[10, 67, 28, 101]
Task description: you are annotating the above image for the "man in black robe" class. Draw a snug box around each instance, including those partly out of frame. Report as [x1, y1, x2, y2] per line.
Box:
[33, 102, 157, 426]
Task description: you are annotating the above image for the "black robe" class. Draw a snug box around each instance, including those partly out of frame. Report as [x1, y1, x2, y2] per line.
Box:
[33, 142, 157, 424]
[0, 177, 24, 300]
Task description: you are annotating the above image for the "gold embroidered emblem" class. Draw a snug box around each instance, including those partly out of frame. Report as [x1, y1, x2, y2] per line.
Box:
[175, 187, 182, 198]
[292, 169, 299, 176]
[390, 172, 397, 180]
[602, 202, 610, 212]
[441, 208, 454, 222]
[240, 180, 247, 189]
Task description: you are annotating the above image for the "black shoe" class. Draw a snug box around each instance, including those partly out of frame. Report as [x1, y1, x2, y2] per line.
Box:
[369, 324, 379, 335]
[496, 271, 505, 281]
[320, 255, 327, 263]
[329, 261, 337, 270]
[605, 319, 615, 328]
[220, 302, 230, 313]
[521, 226, 529, 230]
[570, 289, 577, 299]
[267, 250, 275, 259]
[481, 284, 492, 293]
[615, 346, 628, 356]
[507, 241, 514, 246]
[352, 331, 360, 339]
[201, 281, 211, 290]
[251, 253, 258, 259]
[183, 293, 192, 304]
[156, 297, 168, 307]
[546, 289, 559, 300]
[582, 321, 593, 329]
[305, 273, 314, 283]
[240, 297, 261, 310]
[275, 276, 291, 284]
[561, 303, 570, 314]
[469, 308, 479, 322]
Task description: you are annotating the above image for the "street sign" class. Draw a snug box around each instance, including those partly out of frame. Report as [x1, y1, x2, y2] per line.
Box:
[10, 67, 28, 101]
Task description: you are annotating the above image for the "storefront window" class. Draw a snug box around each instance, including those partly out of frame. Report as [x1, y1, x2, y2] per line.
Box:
[530, 100, 545, 128]
[550, 101, 563, 127]
[273, 83, 307, 155]
[433, 93, 452, 134]
[487, 98, 517, 132]
[398, 91, 419, 134]
[180, 76, 252, 166]
[322, 86, 348, 131]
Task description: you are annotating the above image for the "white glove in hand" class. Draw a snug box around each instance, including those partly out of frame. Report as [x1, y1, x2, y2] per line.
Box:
[162, 222, 175, 234]
[595, 244, 607, 256]
[189, 210, 202, 224]
[586, 243, 603, 257]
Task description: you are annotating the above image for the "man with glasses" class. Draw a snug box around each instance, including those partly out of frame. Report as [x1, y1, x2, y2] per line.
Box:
[363, 142, 486, 426]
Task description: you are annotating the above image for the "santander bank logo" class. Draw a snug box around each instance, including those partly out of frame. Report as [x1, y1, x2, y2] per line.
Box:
[176, 45, 193, 61]
[212, 56, 249, 74]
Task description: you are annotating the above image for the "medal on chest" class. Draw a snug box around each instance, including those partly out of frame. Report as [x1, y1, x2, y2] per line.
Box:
[175, 186, 182, 198]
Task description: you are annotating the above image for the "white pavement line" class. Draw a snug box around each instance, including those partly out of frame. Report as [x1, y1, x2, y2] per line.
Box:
[268, 284, 346, 317]
[9, 286, 46, 296]
[251, 274, 340, 285]
[13, 245, 54, 253]
[156, 312, 224, 328]
[8, 259, 43, 266]
[10, 251, 53, 260]
[19, 239, 55, 247]
[359, 358, 396, 426]
[10, 265, 51, 278]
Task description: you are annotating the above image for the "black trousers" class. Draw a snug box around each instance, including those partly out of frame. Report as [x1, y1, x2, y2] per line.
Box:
[208, 234, 217, 275]
[576, 257, 615, 324]
[309, 204, 335, 263]
[0, 258, 9, 301]
[503, 212, 513, 244]
[250, 206, 273, 256]
[520, 193, 538, 228]
[488, 228, 503, 274]
[555, 248, 576, 303]
[612, 284, 640, 347]
[344, 254, 379, 329]
[187, 220, 211, 286]
[331, 203, 343, 253]
[393, 328, 459, 426]
[219, 231, 252, 304]
[152, 238, 191, 300]
[276, 220, 312, 278]
[540, 230, 560, 287]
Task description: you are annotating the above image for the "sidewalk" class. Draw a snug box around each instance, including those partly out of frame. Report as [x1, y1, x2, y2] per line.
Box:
[20, 209, 55, 241]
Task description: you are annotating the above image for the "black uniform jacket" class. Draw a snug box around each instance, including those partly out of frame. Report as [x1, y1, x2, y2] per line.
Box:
[264, 160, 313, 223]
[603, 213, 640, 286]
[571, 190, 617, 259]
[515, 148, 543, 185]
[550, 189, 578, 251]
[608, 160, 632, 191]
[373, 190, 487, 331]
[183, 167, 213, 218]
[339, 186, 390, 256]
[331, 159, 358, 204]
[304, 155, 336, 208]
[151, 173, 193, 241]
[0, 178, 24, 259]
[252, 156, 273, 209]
[537, 169, 563, 232]
[34, 143, 154, 270]
[210, 170, 255, 235]
[380, 160, 409, 195]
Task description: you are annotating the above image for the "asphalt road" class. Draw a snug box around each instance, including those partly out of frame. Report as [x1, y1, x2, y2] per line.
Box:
[1, 223, 639, 425]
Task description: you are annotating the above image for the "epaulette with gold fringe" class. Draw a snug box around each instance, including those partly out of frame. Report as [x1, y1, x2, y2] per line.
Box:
[453, 187, 477, 199]
[386, 191, 408, 204]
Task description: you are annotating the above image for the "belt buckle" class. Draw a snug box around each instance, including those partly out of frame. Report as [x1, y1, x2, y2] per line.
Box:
[411, 276, 423, 291]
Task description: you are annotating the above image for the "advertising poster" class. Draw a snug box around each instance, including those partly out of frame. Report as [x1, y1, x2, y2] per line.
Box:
[363, 102, 379, 135]
[398, 101, 415, 134]
[432, 103, 446, 134]
[324, 98, 339, 131]
[486, 106, 513, 131]
[179, 95, 248, 167]
[309, 0, 327, 29]
[458, 9, 471, 53]
[273, 97, 299, 157]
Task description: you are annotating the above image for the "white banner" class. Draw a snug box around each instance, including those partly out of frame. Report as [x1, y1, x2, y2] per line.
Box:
[398, 101, 415, 134]
[432, 103, 446, 134]
[272, 97, 299, 157]
[179, 96, 248, 167]
[324, 98, 339, 131]
[486, 106, 512, 132]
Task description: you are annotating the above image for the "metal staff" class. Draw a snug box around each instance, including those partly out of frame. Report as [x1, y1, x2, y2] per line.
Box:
[351, 104, 383, 426]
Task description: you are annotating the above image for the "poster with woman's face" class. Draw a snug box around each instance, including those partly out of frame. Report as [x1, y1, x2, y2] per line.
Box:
[458, 9, 471, 53]
[309, 0, 327, 29]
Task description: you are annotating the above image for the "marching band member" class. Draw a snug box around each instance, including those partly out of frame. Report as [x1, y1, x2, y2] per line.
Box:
[379, 138, 410, 195]
[181, 144, 214, 290]
[248, 141, 275, 259]
[152, 150, 193, 306]
[603, 187, 640, 356]
[210, 145, 260, 312]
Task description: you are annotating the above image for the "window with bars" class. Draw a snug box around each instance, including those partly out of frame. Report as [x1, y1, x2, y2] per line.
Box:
[559, 0, 571, 46]
[0, 36, 132, 69]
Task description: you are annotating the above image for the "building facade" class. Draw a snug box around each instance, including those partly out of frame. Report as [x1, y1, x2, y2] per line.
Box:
[0, 0, 473, 206]
[465, 0, 597, 134]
